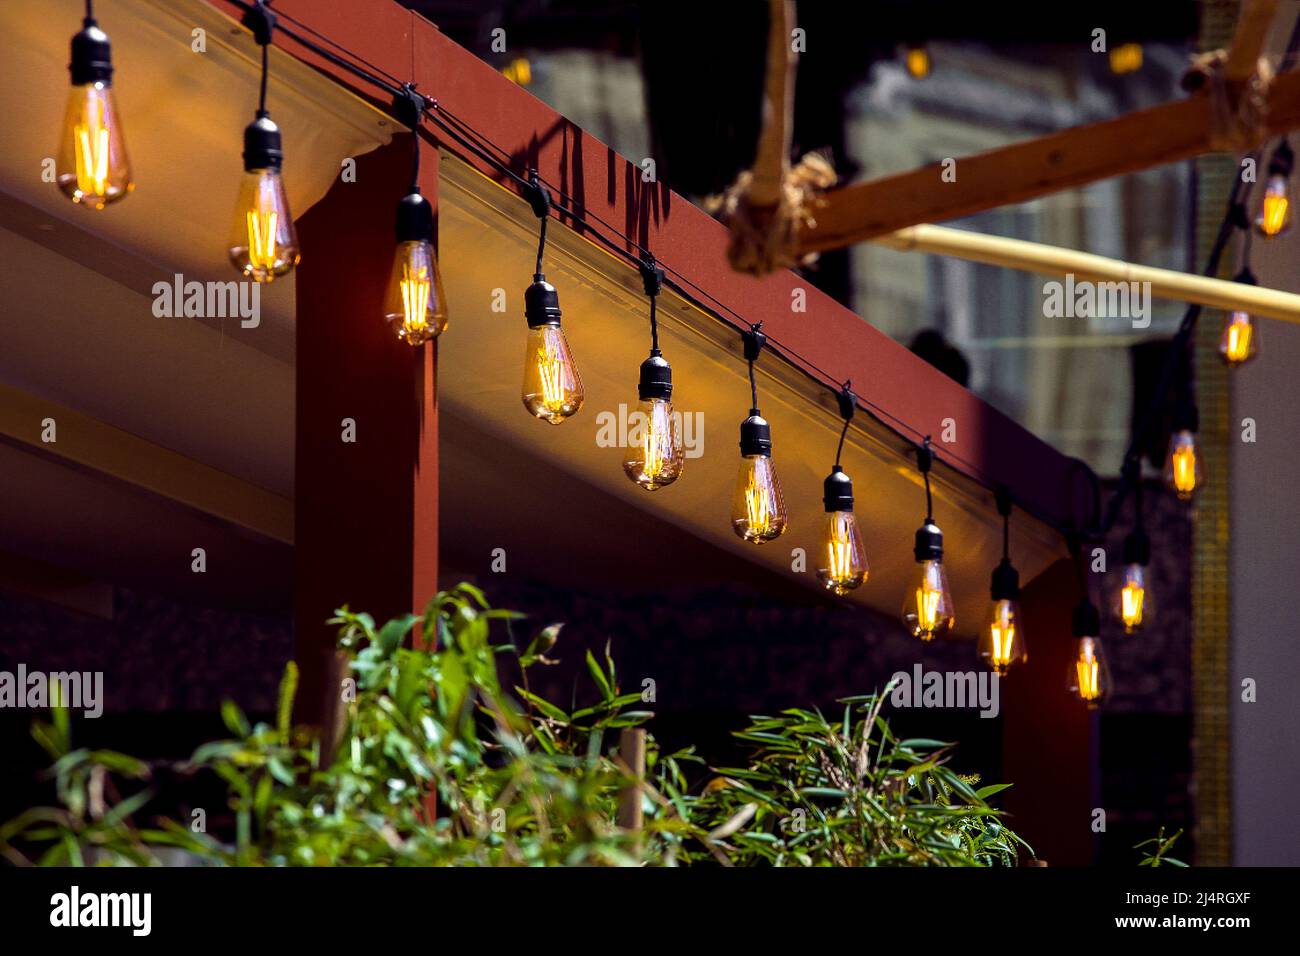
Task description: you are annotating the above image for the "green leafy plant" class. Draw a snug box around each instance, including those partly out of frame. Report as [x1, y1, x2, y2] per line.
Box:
[1, 584, 1028, 867]
[1135, 827, 1187, 867]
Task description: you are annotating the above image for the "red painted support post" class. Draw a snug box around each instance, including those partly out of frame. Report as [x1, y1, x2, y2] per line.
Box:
[1001, 559, 1100, 865]
[292, 134, 439, 727]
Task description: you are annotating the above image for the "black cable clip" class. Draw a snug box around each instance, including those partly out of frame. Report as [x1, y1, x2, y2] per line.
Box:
[741, 323, 766, 362]
[639, 255, 664, 298]
[392, 83, 425, 131]
[524, 168, 551, 220]
[916, 435, 933, 475]
[835, 381, 856, 423]
[241, 1, 277, 46]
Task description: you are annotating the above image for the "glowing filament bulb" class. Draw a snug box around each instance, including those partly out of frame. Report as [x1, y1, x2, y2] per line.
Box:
[979, 598, 1026, 675]
[816, 509, 867, 594]
[623, 398, 684, 490]
[903, 557, 954, 641]
[1256, 174, 1292, 238]
[57, 80, 132, 208]
[246, 209, 279, 272]
[400, 263, 431, 335]
[731, 451, 787, 543]
[1219, 311, 1257, 366]
[1164, 429, 1201, 501]
[1072, 637, 1106, 705]
[522, 325, 583, 423]
[228, 166, 299, 282]
[384, 239, 446, 345]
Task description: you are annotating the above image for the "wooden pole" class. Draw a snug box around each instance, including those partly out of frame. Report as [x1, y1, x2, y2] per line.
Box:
[616, 727, 647, 851]
[872, 223, 1300, 323]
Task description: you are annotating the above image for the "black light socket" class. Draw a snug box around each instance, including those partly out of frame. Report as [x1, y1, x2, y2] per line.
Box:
[914, 519, 944, 562]
[1233, 267, 1258, 287]
[525, 275, 562, 328]
[1172, 401, 1199, 434]
[1121, 527, 1151, 566]
[395, 190, 434, 243]
[822, 465, 854, 512]
[990, 557, 1020, 602]
[70, 19, 113, 86]
[243, 112, 283, 171]
[739, 410, 772, 457]
[1072, 599, 1101, 638]
[638, 350, 673, 401]
[1268, 139, 1295, 179]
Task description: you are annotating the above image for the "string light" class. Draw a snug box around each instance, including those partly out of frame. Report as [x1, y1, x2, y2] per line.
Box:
[903, 439, 954, 640]
[1113, 464, 1153, 634]
[1219, 268, 1259, 367]
[228, 2, 300, 282]
[1164, 396, 1201, 502]
[978, 489, 1027, 674]
[730, 325, 788, 543]
[521, 171, 583, 422]
[383, 86, 446, 345]
[1068, 598, 1109, 707]
[902, 43, 931, 79]
[622, 259, 685, 491]
[816, 384, 868, 594]
[1254, 138, 1293, 238]
[57, 1, 132, 208]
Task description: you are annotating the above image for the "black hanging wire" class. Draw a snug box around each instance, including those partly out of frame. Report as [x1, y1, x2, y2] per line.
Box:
[392, 84, 426, 192]
[742, 323, 765, 411]
[639, 256, 664, 352]
[833, 382, 855, 467]
[525, 169, 552, 277]
[917, 437, 935, 522]
[996, 486, 1012, 561]
[241, 2, 277, 114]
[85, 0, 94, 18]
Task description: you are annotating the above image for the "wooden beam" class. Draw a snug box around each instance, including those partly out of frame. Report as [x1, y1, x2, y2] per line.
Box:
[874, 224, 1300, 322]
[0, 382, 293, 544]
[798, 71, 1300, 252]
[1224, 0, 1279, 82]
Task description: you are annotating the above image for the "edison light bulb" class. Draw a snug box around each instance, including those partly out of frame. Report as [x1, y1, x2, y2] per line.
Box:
[521, 276, 582, 422]
[903, 520, 954, 640]
[623, 351, 684, 490]
[1255, 174, 1292, 238]
[57, 19, 131, 208]
[816, 467, 867, 593]
[385, 241, 446, 344]
[905, 559, 955, 641]
[904, 45, 930, 79]
[1069, 636, 1109, 707]
[979, 559, 1026, 674]
[1069, 602, 1109, 707]
[229, 114, 299, 282]
[1116, 563, 1152, 633]
[1164, 429, 1201, 501]
[1219, 310, 1258, 366]
[730, 412, 787, 543]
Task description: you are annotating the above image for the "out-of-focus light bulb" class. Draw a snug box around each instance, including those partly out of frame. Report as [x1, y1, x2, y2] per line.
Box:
[816, 466, 868, 594]
[979, 558, 1026, 674]
[229, 114, 299, 282]
[1068, 602, 1109, 707]
[57, 19, 132, 208]
[1219, 310, 1257, 366]
[521, 276, 582, 422]
[1114, 528, 1153, 634]
[623, 351, 684, 490]
[730, 412, 787, 543]
[904, 44, 930, 79]
[1108, 43, 1143, 74]
[1164, 428, 1200, 501]
[903, 520, 954, 640]
[1256, 175, 1292, 238]
[384, 191, 446, 344]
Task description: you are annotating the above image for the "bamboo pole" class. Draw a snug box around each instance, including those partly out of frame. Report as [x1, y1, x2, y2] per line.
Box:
[872, 224, 1300, 323]
[616, 727, 646, 851]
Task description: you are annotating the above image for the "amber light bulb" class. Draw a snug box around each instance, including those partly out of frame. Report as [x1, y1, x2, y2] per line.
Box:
[903, 519, 955, 641]
[521, 276, 582, 422]
[979, 558, 1026, 675]
[903, 44, 931, 79]
[1068, 602, 1109, 707]
[623, 351, 684, 490]
[730, 411, 787, 543]
[382, 190, 447, 344]
[816, 466, 868, 594]
[1255, 141, 1293, 238]
[1113, 528, 1154, 634]
[1164, 428, 1200, 501]
[57, 17, 132, 208]
[229, 114, 299, 282]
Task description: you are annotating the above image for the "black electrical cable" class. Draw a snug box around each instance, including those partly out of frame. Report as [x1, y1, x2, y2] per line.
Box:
[84, 0, 93, 19]
[917, 438, 935, 522]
